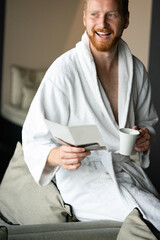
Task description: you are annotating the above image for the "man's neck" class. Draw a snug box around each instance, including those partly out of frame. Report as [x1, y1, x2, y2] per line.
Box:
[90, 43, 118, 72]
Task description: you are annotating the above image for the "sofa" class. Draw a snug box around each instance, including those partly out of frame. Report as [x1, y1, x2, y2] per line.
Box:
[0, 142, 159, 240]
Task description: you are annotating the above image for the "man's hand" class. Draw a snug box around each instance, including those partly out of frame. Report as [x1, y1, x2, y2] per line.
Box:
[132, 126, 151, 152]
[47, 145, 91, 170]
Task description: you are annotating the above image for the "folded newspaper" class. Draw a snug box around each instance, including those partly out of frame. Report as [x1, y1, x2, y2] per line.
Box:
[44, 119, 106, 151]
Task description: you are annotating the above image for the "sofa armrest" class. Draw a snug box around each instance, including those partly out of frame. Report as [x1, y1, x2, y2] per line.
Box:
[0, 219, 122, 240]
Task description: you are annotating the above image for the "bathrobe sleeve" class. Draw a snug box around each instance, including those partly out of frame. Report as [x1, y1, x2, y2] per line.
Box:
[132, 57, 158, 168]
[22, 68, 70, 186]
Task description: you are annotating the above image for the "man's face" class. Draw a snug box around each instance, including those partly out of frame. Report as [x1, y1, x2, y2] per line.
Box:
[83, 0, 129, 52]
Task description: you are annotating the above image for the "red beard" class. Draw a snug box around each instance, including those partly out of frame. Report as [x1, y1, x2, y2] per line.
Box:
[87, 29, 121, 52]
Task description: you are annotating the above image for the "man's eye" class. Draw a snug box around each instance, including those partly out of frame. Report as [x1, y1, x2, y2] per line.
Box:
[107, 12, 119, 19]
[91, 13, 97, 17]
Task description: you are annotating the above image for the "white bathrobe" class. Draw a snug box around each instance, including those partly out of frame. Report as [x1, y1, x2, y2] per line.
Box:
[22, 33, 160, 229]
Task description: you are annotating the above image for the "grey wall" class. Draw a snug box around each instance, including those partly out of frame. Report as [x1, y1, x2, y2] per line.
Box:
[148, 0, 160, 192]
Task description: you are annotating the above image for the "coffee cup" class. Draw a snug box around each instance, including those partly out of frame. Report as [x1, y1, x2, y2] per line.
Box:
[119, 128, 140, 156]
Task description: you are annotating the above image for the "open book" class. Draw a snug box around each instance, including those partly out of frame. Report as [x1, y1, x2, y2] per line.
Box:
[44, 119, 106, 151]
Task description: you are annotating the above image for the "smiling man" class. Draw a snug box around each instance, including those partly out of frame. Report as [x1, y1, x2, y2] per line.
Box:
[83, 0, 130, 124]
[83, 0, 129, 52]
[22, 0, 160, 232]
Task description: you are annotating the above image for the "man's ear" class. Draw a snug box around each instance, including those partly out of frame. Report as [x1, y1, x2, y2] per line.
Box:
[83, 11, 86, 27]
[124, 12, 130, 29]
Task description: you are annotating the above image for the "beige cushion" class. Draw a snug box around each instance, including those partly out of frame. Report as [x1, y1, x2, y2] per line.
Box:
[10, 65, 46, 110]
[116, 208, 158, 240]
[0, 142, 72, 224]
[0, 226, 8, 240]
[21, 86, 37, 110]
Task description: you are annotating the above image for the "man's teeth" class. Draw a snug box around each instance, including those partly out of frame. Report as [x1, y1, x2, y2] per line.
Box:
[97, 32, 111, 36]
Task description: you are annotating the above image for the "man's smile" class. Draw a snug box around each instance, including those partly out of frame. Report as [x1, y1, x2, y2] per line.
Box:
[95, 31, 112, 40]
[94, 29, 113, 39]
[96, 31, 111, 36]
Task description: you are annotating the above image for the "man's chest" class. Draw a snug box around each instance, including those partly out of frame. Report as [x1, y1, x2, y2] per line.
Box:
[99, 72, 119, 123]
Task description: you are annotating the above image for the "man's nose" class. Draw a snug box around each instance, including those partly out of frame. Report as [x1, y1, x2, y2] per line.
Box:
[98, 16, 109, 28]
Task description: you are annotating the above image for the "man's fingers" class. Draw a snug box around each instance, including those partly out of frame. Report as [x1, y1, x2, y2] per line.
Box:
[136, 134, 150, 144]
[61, 145, 85, 153]
[47, 145, 91, 170]
[135, 145, 150, 152]
[139, 128, 149, 136]
[135, 140, 150, 149]
[132, 125, 138, 130]
[64, 163, 81, 171]
[135, 129, 151, 152]
[59, 145, 91, 170]
[62, 157, 84, 165]
[132, 127, 151, 153]
[60, 151, 90, 160]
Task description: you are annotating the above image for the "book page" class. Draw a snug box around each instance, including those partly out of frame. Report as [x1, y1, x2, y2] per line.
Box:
[44, 119, 75, 145]
[69, 125, 105, 146]
[44, 119, 106, 149]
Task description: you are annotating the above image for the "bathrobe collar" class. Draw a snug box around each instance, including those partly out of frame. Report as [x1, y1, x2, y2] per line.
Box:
[76, 32, 133, 130]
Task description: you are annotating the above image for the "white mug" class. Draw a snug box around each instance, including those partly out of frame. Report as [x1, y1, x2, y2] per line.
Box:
[119, 128, 140, 156]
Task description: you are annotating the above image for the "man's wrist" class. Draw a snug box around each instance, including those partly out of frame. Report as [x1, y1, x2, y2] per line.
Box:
[47, 147, 59, 167]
